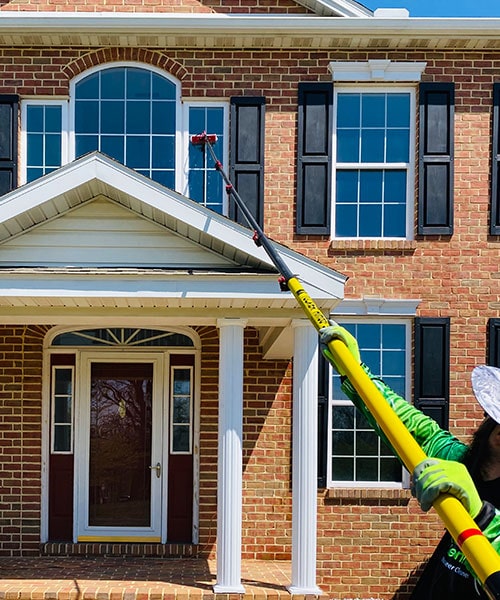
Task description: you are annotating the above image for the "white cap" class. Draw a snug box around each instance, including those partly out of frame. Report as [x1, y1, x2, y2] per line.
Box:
[471, 365, 500, 424]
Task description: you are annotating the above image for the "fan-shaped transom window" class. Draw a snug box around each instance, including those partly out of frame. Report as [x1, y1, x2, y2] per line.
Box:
[51, 328, 194, 347]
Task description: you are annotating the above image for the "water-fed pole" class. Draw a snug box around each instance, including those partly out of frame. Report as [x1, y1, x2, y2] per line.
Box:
[190, 131, 500, 600]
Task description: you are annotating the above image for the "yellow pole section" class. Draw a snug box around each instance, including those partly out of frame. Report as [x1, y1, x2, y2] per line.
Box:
[286, 277, 500, 599]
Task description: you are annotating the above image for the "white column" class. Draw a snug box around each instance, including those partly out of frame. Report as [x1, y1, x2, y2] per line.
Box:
[288, 320, 322, 595]
[214, 318, 247, 594]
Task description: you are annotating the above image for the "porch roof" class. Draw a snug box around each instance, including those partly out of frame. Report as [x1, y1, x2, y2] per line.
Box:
[0, 153, 346, 358]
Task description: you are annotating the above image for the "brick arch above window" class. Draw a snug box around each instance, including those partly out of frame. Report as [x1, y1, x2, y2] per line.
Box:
[62, 48, 189, 82]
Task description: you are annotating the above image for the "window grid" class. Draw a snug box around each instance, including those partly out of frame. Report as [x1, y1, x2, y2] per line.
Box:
[334, 89, 414, 240]
[51, 366, 74, 454]
[187, 104, 227, 214]
[170, 366, 193, 455]
[329, 321, 409, 488]
[23, 101, 67, 184]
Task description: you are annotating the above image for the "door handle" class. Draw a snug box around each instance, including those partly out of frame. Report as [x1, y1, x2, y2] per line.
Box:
[149, 462, 161, 478]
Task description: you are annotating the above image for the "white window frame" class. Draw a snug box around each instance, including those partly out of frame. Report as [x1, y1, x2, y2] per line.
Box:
[181, 100, 230, 214]
[327, 316, 412, 489]
[332, 85, 416, 241]
[20, 99, 69, 186]
[50, 364, 74, 455]
[170, 365, 194, 455]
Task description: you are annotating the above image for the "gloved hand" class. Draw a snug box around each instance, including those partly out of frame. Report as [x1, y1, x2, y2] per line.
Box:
[319, 321, 361, 376]
[412, 458, 483, 518]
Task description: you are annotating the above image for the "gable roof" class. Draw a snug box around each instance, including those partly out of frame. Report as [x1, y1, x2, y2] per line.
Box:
[0, 153, 345, 353]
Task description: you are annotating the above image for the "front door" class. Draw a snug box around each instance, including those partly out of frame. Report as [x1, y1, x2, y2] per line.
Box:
[76, 352, 164, 542]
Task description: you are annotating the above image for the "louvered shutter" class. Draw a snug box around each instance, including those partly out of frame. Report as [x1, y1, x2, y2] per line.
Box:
[418, 83, 454, 235]
[491, 85, 500, 235]
[0, 95, 19, 196]
[488, 318, 500, 366]
[414, 317, 450, 429]
[229, 97, 265, 228]
[296, 83, 333, 234]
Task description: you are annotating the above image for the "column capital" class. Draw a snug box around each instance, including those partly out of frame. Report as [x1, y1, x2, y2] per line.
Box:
[216, 318, 248, 329]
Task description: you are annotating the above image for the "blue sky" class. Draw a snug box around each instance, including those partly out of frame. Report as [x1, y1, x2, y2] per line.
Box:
[360, 0, 500, 17]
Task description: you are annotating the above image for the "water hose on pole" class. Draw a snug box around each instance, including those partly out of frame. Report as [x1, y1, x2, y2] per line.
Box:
[190, 131, 500, 599]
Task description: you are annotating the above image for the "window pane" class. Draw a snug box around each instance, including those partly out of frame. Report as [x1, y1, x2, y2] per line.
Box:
[27, 105, 43, 131]
[75, 72, 99, 99]
[361, 129, 384, 162]
[172, 426, 190, 452]
[127, 68, 151, 99]
[152, 136, 175, 168]
[359, 203, 382, 237]
[357, 457, 378, 481]
[356, 430, 379, 456]
[152, 74, 176, 100]
[101, 101, 124, 134]
[126, 101, 151, 134]
[55, 368, 73, 394]
[173, 397, 190, 423]
[336, 170, 358, 203]
[337, 94, 360, 128]
[152, 170, 175, 188]
[27, 133, 43, 165]
[332, 457, 354, 481]
[101, 136, 124, 163]
[384, 203, 406, 237]
[55, 397, 72, 423]
[101, 68, 125, 99]
[359, 170, 382, 203]
[152, 101, 175, 134]
[384, 170, 407, 203]
[335, 204, 357, 237]
[333, 430, 354, 455]
[45, 135, 61, 166]
[75, 100, 99, 133]
[386, 129, 409, 162]
[45, 106, 62, 133]
[361, 94, 385, 127]
[54, 425, 71, 452]
[332, 405, 354, 429]
[387, 94, 410, 127]
[75, 135, 99, 158]
[337, 129, 359, 162]
[127, 137, 150, 168]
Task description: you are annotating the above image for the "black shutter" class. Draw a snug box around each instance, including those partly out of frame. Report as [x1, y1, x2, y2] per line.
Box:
[317, 351, 329, 488]
[414, 317, 450, 429]
[488, 318, 500, 366]
[296, 83, 333, 235]
[0, 95, 19, 196]
[491, 85, 500, 235]
[229, 97, 265, 228]
[418, 83, 454, 235]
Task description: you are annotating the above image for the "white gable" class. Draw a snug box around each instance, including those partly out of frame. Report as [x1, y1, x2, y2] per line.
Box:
[0, 196, 238, 269]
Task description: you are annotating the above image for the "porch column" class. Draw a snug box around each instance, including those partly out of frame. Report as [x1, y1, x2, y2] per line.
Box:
[214, 318, 247, 594]
[289, 320, 322, 595]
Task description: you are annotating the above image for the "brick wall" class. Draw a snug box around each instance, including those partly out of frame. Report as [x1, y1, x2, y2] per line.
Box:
[0, 11, 498, 596]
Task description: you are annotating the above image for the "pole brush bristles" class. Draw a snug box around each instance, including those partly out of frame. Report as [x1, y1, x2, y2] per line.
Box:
[190, 132, 218, 145]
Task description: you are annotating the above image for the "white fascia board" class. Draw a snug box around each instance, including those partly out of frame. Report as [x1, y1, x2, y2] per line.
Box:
[0, 272, 339, 301]
[0, 12, 500, 36]
[2, 12, 500, 37]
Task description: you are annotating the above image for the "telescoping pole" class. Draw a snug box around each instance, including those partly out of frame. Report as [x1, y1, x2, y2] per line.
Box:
[190, 132, 500, 599]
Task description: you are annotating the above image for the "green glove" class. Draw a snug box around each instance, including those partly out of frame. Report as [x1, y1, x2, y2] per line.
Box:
[412, 458, 483, 518]
[319, 321, 361, 376]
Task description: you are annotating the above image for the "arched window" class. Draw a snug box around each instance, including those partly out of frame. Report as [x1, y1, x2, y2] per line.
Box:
[74, 66, 177, 188]
[51, 327, 194, 348]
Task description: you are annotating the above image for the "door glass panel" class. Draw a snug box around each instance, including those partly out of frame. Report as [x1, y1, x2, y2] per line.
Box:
[88, 362, 153, 527]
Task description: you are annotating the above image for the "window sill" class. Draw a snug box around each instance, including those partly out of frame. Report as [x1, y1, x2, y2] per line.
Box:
[322, 486, 412, 505]
[328, 239, 417, 255]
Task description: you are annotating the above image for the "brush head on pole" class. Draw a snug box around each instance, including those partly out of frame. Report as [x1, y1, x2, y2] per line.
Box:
[190, 132, 218, 145]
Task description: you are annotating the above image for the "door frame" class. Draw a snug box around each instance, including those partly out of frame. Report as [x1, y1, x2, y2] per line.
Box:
[75, 351, 167, 542]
